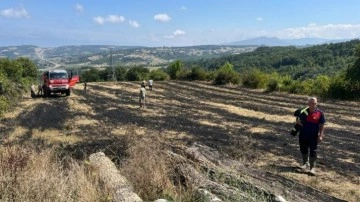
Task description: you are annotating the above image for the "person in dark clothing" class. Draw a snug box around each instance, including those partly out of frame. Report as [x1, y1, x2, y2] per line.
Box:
[37, 84, 43, 95]
[83, 81, 87, 93]
[295, 97, 325, 175]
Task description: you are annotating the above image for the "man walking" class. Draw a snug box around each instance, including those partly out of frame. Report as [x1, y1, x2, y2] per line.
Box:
[148, 79, 153, 91]
[139, 83, 146, 108]
[294, 97, 325, 175]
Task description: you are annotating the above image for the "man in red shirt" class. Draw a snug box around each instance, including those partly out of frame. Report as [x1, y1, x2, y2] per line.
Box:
[294, 97, 325, 175]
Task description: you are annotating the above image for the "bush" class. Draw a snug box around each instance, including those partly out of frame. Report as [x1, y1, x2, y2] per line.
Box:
[167, 60, 183, 80]
[149, 69, 170, 81]
[241, 69, 268, 89]
[0, 96, 9, 117]
[81, 68, 101, 82]
[328, 75, 360, 99]
[177, 69, 192, 80]
[125, 66, 150, 81]
[189, 66, 207, 81]
[266, 79, 281, 92]
[310, 75, 330, 97]
[213, 62, 240, 85]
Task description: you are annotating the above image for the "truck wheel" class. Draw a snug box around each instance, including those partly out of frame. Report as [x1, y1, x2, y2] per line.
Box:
[66, 90, 70, 96]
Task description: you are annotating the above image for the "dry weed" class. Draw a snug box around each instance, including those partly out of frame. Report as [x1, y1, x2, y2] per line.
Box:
[119, 125, 193, 201]
[0, 146, 110, 202]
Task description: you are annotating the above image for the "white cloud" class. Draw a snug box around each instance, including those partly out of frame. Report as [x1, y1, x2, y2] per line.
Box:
[1, 6, 30, 18]
[256, 17, 263, 21]
[278, 23, 360, 39]
[94, 16, 105, 24]
[163, 29, 186, 39]
[154, 13, 171, 22]
[93, 15, 126, 25]
[173, 29, 185, 36]
[75, 4, 84, 13]
[107, 15, 125, 23]
[129, 20, 140, 28]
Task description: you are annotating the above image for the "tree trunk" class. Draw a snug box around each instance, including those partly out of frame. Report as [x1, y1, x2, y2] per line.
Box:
[89, 152, 142, 202]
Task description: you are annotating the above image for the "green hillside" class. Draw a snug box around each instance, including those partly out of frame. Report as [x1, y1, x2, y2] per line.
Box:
[186, 39, 360, 80]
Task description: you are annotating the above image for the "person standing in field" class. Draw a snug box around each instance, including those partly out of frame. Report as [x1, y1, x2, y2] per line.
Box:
[37, 83, 43, 95]
[294, 97, 325, 175]
[139, 83, 146, 108]
[141, 80, 146, 88]
[148, 79, 153, 91]
[83, 81, 87, 93]
[30, 84, 36, 97]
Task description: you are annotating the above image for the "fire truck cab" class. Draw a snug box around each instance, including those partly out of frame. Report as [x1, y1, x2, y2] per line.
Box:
[42, 69, 78, 97]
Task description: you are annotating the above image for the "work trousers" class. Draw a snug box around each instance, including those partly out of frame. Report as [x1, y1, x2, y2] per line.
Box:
[299, 134, 318, 158]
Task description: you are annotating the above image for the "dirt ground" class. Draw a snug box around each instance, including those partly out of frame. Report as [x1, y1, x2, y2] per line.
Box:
[1, 81, 359, 201]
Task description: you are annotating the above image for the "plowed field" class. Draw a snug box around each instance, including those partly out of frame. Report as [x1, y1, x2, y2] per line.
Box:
[1, 81, 359, 201]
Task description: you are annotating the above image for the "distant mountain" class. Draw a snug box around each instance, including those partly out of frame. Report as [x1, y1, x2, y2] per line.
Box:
[226, 36, 352, 46]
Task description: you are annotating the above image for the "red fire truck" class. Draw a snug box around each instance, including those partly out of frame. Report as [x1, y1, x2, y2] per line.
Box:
[41, 69, 79, 97]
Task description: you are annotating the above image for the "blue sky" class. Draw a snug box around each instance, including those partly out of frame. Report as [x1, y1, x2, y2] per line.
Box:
[1, 0, 360, 47]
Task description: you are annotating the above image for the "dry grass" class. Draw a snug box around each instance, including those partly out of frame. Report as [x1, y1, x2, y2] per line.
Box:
[0, 146, 110, 202]
[118, 125, 193, 201]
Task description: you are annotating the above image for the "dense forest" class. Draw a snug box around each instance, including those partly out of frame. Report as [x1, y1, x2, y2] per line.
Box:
[185, 39, 360, 80]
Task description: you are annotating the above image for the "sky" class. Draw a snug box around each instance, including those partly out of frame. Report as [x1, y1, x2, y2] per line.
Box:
[1, 0, 360, 47]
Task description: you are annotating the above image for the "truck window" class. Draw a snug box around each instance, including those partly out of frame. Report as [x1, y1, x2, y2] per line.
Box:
[50, 72, 68, 79]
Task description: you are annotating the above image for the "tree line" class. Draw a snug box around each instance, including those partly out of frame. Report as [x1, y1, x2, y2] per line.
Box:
[80, 41, 360, 100]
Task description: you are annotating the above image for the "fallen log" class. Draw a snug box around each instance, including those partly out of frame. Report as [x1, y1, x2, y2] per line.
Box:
[89, 152, 142, 202]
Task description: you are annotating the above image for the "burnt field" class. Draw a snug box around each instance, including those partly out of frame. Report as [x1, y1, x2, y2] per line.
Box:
[1, 81, 359, 201]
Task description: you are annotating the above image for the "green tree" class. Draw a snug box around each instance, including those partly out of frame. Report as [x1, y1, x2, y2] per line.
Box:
[346, 45, 360, 82]
[0, 58, 22, 82]
[115, 66, 127, 81]
[213, 62, 240, 85]
[16, 57, 38, 79]
[125, 66, 149, 81]
[149, 69, 169, 81]
[81, 68, 101, 82]
[190, 66, 207, 81]
[310, 75, 330, 97]
[167, 60, 183, 80]
[241, 69, 268, 89]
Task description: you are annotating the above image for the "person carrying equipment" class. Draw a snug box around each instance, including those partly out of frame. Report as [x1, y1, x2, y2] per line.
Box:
[293, 97, 326, 175]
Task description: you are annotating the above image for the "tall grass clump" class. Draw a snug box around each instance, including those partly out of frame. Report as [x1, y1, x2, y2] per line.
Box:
[0, 146, 110, 202]
[120, 135, 192, 201]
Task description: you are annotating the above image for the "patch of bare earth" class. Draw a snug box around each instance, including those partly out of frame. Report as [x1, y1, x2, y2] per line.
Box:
[1, 81, 359, 201]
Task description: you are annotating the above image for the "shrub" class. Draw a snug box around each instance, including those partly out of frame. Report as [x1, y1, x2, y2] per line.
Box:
[310, 75, 331, 97]
[0, 96, 9, 116]
[241, 69, 268, 89]
[213, 62, 240, 85]
[125, 66, 150, 81]
[177, 69, 192, 80]
[149, 69, 170, 81]
[167, 60, 183, 80]
[189, 66, 207, 81]
[266, 79, 281, 92]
